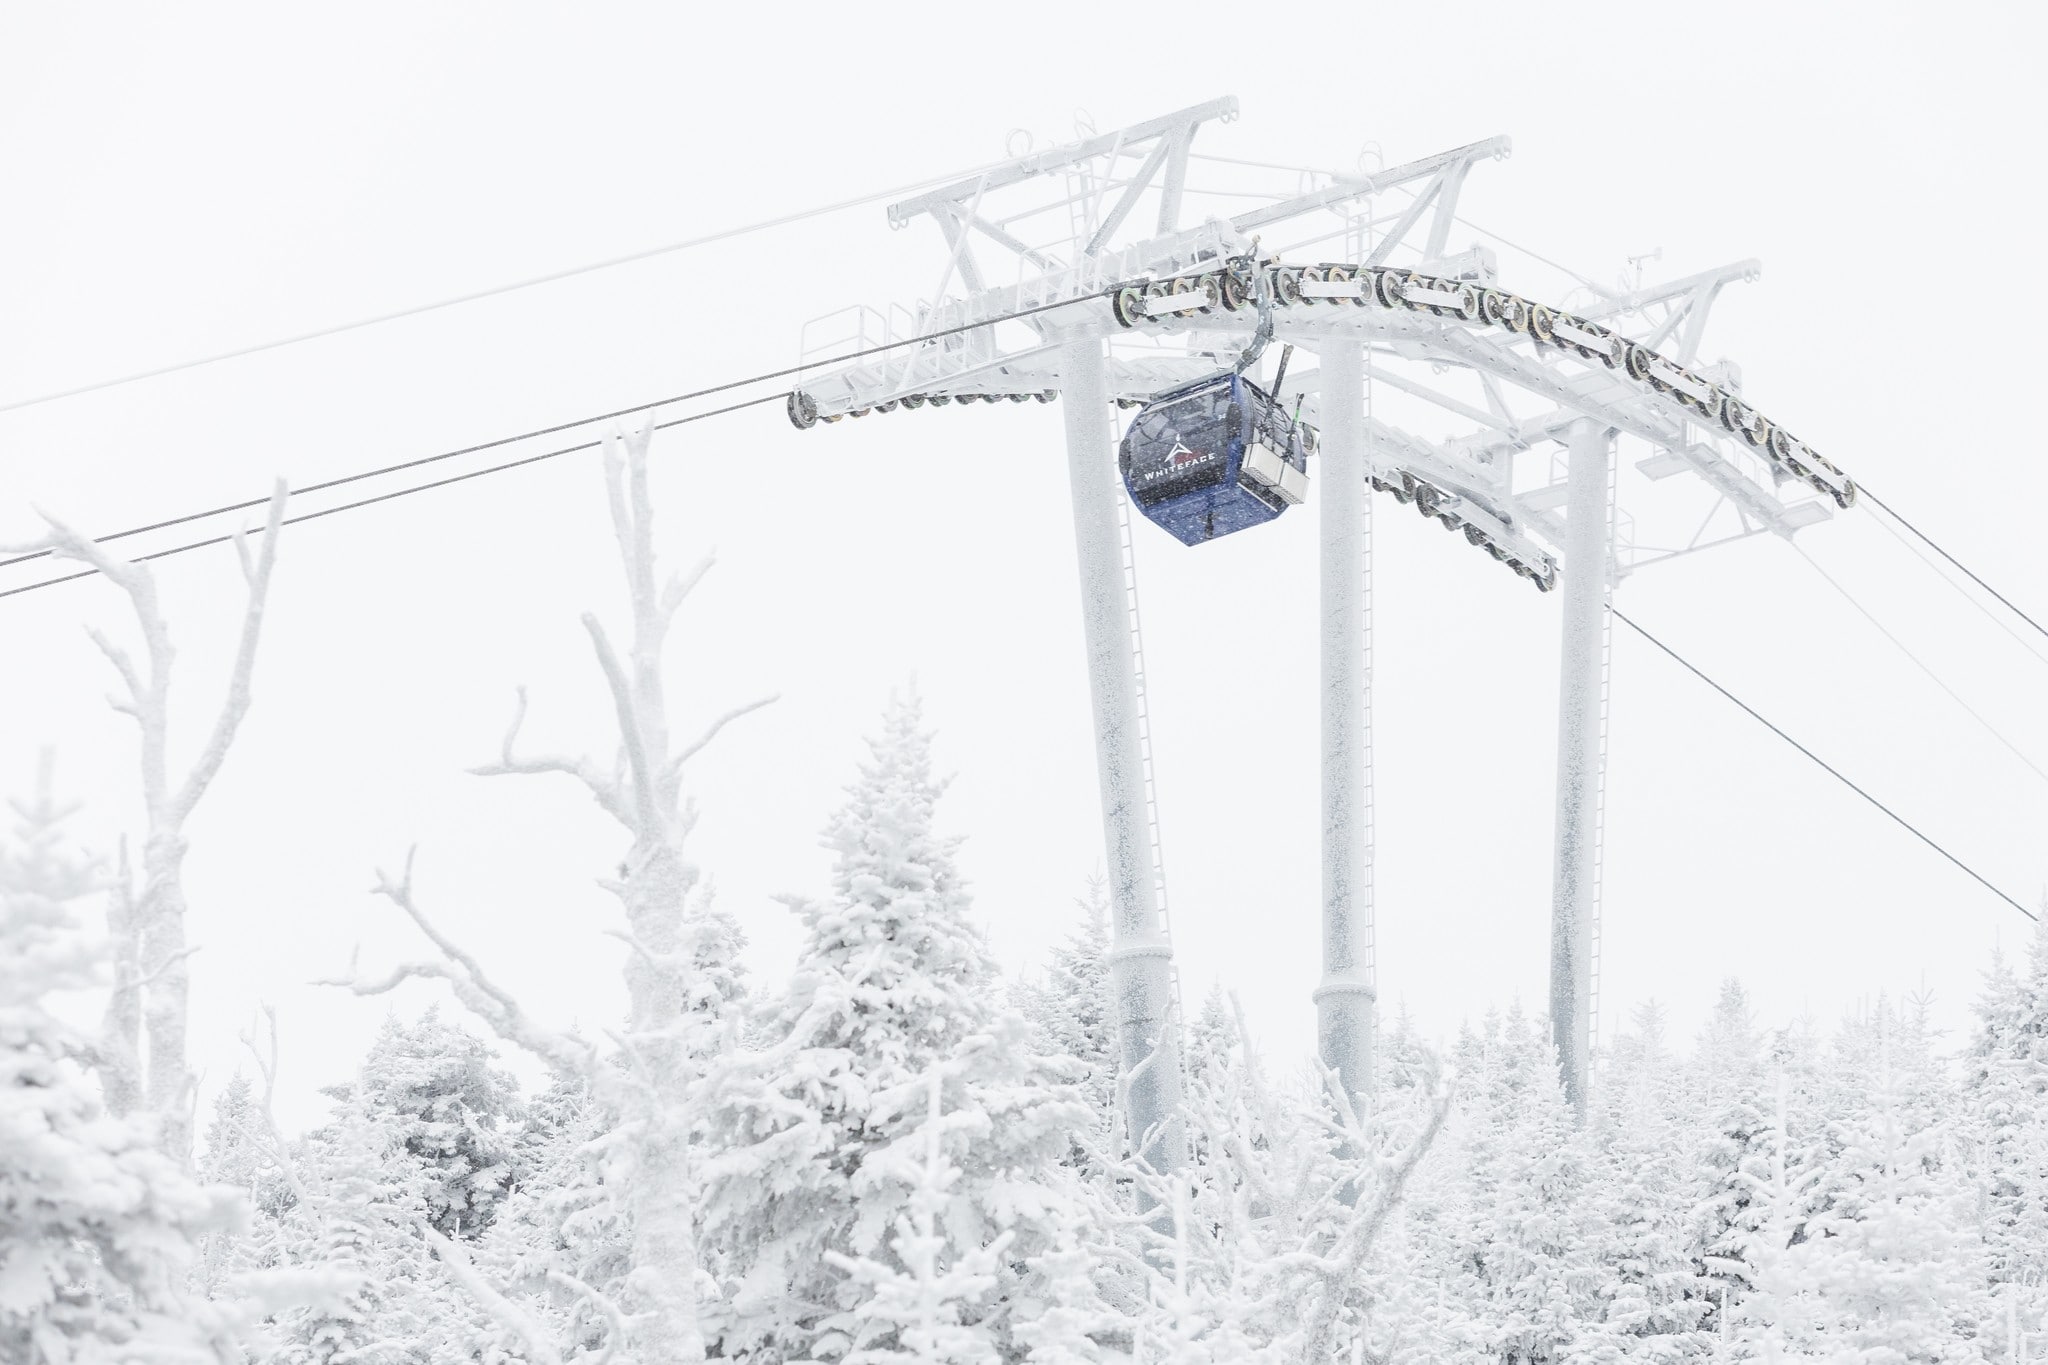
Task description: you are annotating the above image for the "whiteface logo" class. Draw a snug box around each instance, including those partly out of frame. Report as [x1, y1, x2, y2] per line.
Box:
[1143, 439, 1215, 481]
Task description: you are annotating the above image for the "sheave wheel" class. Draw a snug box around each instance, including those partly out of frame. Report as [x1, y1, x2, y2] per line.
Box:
[1112, 284, 1146, 329]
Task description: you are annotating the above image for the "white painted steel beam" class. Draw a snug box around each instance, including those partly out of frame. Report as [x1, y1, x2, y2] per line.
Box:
[1314, 341, 1376, 1111]
[1058, 336, 1188, 1177]
[1549, 419, 1611, 1116]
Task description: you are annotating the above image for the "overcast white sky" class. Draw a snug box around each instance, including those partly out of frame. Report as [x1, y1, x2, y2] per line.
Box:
[3, 3, 2043, 1129]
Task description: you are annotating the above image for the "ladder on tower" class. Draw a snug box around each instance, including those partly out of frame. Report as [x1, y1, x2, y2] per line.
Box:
[1361, 451, 1378, 1003]
[1117, 493, 1186, 1031]
[1587, 452, 1619, 1058]
[1360, 303, 1379, 1005]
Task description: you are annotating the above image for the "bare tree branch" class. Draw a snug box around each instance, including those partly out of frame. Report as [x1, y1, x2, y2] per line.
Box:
[1298, 1059, 1453, 1356]
[319, 851, 600, 1085]
[669, 695, 778, 774]
[658, 554, 714, 623]
[125, 943, 201, 992]
[16, 510, 176, 819]
[84, 626, 145, 708]
[548, 1270, 628, 1365]
[171, 481, 288, 824]
[424, 1224, 563, 1365]
[470, 687, 631, 826]
[582, 615, 658, 835]
[14, 485, 288, 1164]
[235, 1006, 313, 1206]
[327, 423, 725, 1361]
[600, 432, 640, 616]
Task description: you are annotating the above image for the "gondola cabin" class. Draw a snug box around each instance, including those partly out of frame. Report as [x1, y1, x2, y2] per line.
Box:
[1119, 372, 1313, 546]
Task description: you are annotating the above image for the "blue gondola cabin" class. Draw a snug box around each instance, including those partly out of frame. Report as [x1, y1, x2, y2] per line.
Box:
[1119, 372, 1312, 546]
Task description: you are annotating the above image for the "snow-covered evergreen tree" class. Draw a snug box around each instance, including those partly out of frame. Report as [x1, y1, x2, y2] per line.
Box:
[270, 1097, 443, 1365]
[1579, 1004, 1712, 1363]
[824, 1073, 1015, 1365]
[196, 1072, 269, 1297]
[1683, 979, 1773, 1332]
[1181, 984, 1236, 1090]
[698, 690, 1110, 1363]
[1733, 1039, 1987, 1363]
[0, 766, 244, 1363]
[483, 1067, 624, 1357]
[1431, 1003, 1601, 1364]
[1375, 1001, 1432, 1094]
[200, 1073, 262, 1197]
[1965, 918, 2048, 1301]
[1015, 875, 1119, 1179]
[342, 1006, 523, 1239]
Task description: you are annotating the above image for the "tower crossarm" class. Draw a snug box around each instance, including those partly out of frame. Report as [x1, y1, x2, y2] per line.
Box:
[789, 102, 1847, 586]
[1415, 289, 1813, 542]
[887, 97, 1239, 237]
[1576, 260, 1762, 365]
[1229, 137, 1509, 258]
[786, 342, 1224, 421]
[1426, 326, 1787, 514]
[1355, 417, 1560, 589]
[792, 119, 1517, 425]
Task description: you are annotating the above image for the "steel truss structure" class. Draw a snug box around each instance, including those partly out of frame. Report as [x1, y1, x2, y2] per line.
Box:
[788, 96, 1845, 1136]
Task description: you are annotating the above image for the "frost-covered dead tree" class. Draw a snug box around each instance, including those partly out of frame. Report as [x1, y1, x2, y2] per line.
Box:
[1094, 998, 1450, 1363]
[3, 485, 286, 1165]
[327, 419, 768, 1363]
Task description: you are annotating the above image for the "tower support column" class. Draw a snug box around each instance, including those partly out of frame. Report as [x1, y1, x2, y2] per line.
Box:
[1313, 341, 1376, 1112]
[1058, 335, 1187, 1175]
[1550, 418, 1612, 1116]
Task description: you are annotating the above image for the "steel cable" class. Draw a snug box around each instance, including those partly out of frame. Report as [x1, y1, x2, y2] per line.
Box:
[1791, 543, 2048, 787]
[1859, 484, 2048, 642]
[0, 154, 1026, 416]
[0, 291, 1097, 597]
[1613, 607, 2034, 921]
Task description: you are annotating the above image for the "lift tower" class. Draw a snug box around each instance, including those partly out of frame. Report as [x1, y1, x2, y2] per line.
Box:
[786, 98, 1848, 1119]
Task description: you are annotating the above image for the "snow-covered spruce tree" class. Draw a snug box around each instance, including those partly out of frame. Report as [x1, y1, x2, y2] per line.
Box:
[1574, 1003, 1712, 1363]
[0, 763, 245, 1363]
[1181, 985, 1236, 1092]
[329, 420, 763, 1362]
[484, 1066, 624, 1357]
[339, 1006, 522, 1239]
[1681, 979, 1772, 1334]
[824, 1073, 1017, 1365]
[1015, 875, 1119, 1179]
[1426, 1003, 1601, 1364]
[269, 1095, 445, 1365]
[1964, 917, 2048, 1303]
[1797, 995, 1948, 1250]
[3, 487, 286, 1165]
[697, 690, 1112, 1363]
[1374, 1001, 1432, 1094]
[1733, 1033, 1988, 1364]
[199, 1073, 261, 1197]
[196, 1072, 271, 1297]
[1177, 985, 1241, 1176]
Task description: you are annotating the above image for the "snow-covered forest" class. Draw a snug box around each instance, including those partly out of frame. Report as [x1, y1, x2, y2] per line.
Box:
[8, 429, 2047, 1364]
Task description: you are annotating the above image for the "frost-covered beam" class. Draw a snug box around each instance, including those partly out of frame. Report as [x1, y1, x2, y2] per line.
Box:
[1057, 335, 1187, 1176]
[1316, 343, 1376, 1112]
[1230, 137, 1510, 238]
[887, 96, 1239, 229]
[1549, 420, 1611, 1118]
